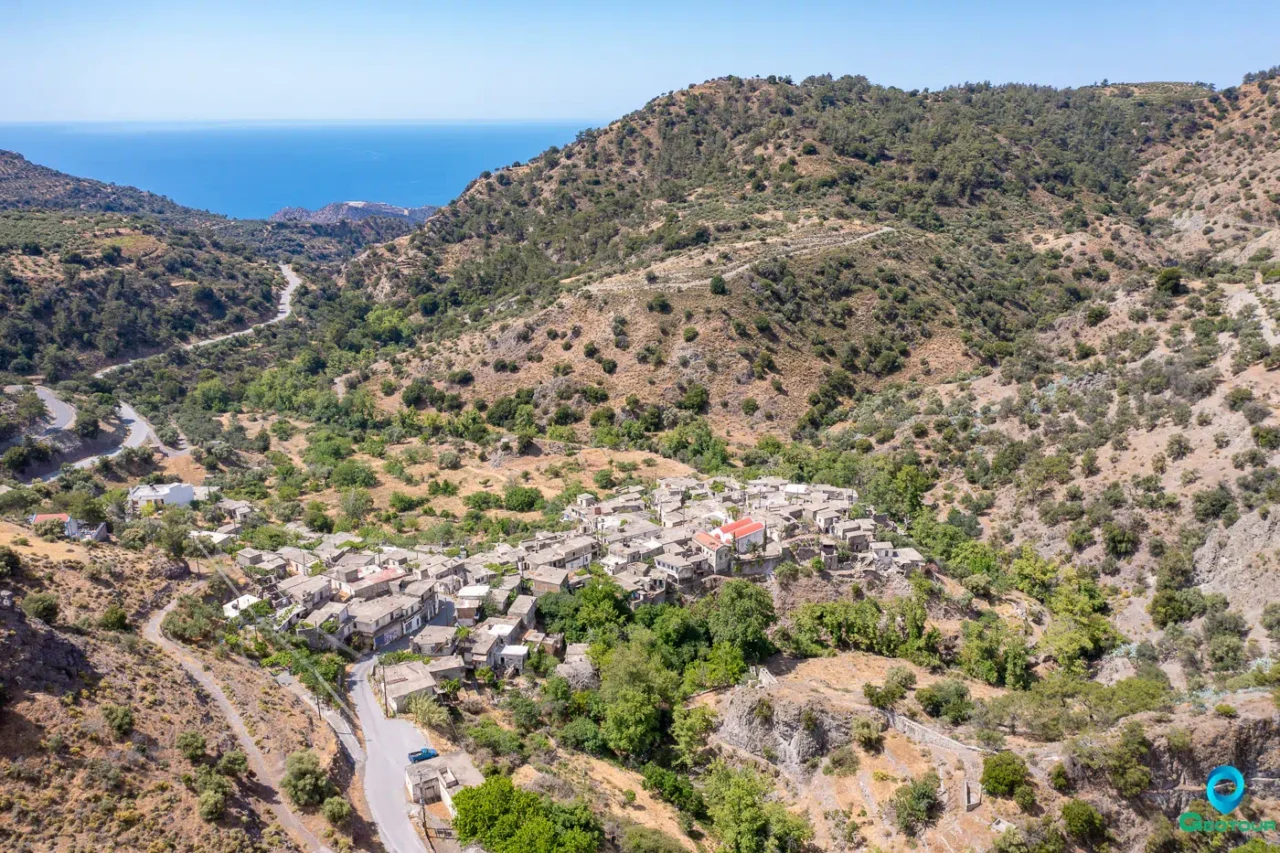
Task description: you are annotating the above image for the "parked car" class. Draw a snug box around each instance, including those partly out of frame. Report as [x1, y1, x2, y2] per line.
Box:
[407, 747, 438, 764]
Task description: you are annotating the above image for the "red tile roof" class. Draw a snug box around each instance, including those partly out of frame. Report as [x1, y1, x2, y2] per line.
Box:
[31, 513, 71, 523]
[717, 517, 763, 539]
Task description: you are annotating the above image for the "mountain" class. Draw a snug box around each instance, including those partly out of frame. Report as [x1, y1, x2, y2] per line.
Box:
[348, 73, 1280, 439]
[270, 200, 437, 225]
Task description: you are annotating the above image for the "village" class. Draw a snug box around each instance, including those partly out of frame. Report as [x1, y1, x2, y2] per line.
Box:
[154, 473, 917, 822]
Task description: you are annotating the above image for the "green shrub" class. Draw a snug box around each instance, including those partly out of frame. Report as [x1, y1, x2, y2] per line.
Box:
[102, 704, 134, 740]
[915, 679, 973, 724]
[21, 592, 58, 623]
[890, 772, 941, 835]
[1061, 799, 1105, 842]
[321, 796, 353, 825]
[280, 750, 333, 807]
[176, 730, 207, 762]
[982, 752, 1030, 796]
[823, 745, 860, 777]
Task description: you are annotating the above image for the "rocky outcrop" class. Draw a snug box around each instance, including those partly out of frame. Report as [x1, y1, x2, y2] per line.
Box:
[270, 200, 437, 225]
[717, 687, 856, 776]
[1194, 510, 1280, 627]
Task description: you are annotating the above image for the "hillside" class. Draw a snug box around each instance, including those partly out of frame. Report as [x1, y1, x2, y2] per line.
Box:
[0, 528, 308, 851]
[344, 74, 1275, 439]
[0, 150, 186, 216]
[0, 152, 427, 378]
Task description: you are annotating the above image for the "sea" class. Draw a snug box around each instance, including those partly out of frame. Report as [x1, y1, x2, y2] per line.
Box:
[0, 121, 589, 220]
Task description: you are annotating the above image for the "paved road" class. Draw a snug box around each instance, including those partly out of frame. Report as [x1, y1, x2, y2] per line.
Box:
[3, 385, 76, 436]
[350, 657, 431, 853]
[17, 264, 303, 480]
[144, 598, 334, 853]
[95, 263, 302, 379]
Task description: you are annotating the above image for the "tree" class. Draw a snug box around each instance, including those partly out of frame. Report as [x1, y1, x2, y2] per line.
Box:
[982, 752, 1030, 796]
[218, 750, 248, 777]
[503, 485, 544, 512]
[321, 796, 353, 825]
[701, 580, 776, 663]
[176, 730, 207, 762]
[890, 772, 942, 835]
[198, 788, 226, 821]
[21, 592, 58, 623]
[453, 775, 603, 853]
[0, 545, 20, 578]
[1061, 799, 1105, 843]
[339, 488, 373, 522]
[280, 750, 333, 807]
[672, 705, 717, 768]
[703, 763, 813, 853]
[603, 687, 661, 757]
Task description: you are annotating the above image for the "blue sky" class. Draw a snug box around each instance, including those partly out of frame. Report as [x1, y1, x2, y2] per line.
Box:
[3, 0, 1278, 122]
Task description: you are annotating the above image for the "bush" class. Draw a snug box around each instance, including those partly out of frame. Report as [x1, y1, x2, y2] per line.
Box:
[321, 796, 353, 825]
[1049, 763, 1071, 792]
[915, 679, 973, 724]
[103, 704, 135, 740]
[849, 715, 884, 751]
[1061, 799, 1105, 842]
[176, 730, 207, 762]
[0, 545, 21, 577]
[437, 450, 461, 470]
[218, 750, 248, 777]
[982, 752, 1030, 796]
[331, 459, 377, 488]
[280, 750, 333, 807]
[99, 604, 130, 631]
[890, 771, 941, 835]
[198, 788, 226, 821]
[21, 592, 58, 623]
[503, 485, 544, 513]
[1013, 784, 1036, 812]
[710, 276, 728, 295]
[823, 745, 860, 777]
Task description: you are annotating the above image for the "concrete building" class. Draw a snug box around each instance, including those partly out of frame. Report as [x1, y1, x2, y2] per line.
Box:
[128, 482, 196, 512]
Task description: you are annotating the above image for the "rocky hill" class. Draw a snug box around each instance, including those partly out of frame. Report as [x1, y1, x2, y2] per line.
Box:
[270, 200, 437, 225]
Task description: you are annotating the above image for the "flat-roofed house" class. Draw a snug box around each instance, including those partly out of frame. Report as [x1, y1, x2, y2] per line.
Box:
[412, 625, 459, 657]
[278, 574, 333, 610]
[348, 594, 422, 649]
[693, 530, 733, 574]
[507, 595, 537, 629]
[381, 660, 437, 712]
[298, 600, 354, 643]
[129, 482, 196, 512]
[527, 567, 570, 596]
[499, 645, 528, 674]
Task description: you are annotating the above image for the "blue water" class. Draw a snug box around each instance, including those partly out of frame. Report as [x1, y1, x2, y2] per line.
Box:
[0, 122, 587, 219]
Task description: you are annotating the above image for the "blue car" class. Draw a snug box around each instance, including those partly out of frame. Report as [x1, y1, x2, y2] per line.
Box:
[407, 747, 438, 764]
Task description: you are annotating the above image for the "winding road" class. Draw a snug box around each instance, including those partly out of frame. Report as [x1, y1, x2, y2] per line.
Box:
[2, 385, 76, 436]
[14, 264, 302, 477]
[144, 598, 334, 853]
